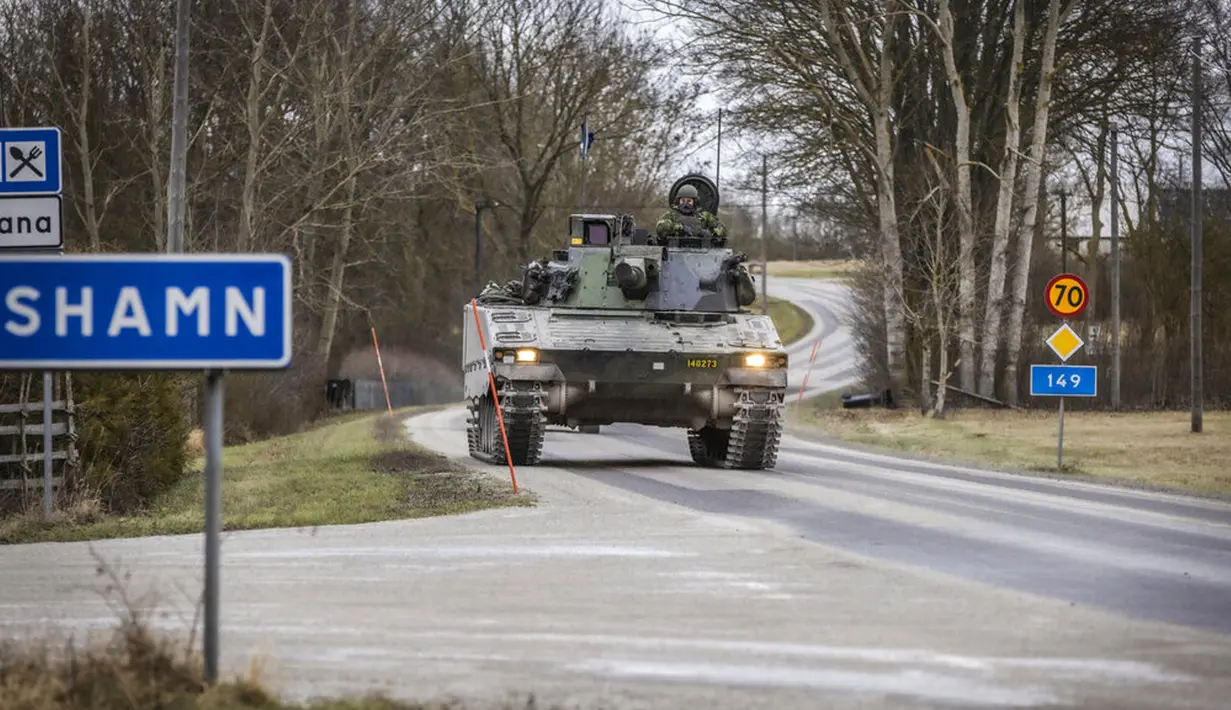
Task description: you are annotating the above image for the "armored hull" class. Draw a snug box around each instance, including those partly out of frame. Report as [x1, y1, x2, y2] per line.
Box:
[461, 182, 788, 470]
[462, 303, 788, 468]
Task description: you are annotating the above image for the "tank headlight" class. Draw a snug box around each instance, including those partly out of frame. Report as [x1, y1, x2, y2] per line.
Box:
[516, 348, 539, 363]
[744, 353, 768, 368]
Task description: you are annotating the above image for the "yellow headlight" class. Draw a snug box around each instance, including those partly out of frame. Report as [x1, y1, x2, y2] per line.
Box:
[516, 348, 539, 363]
[744, 353, 767, 368]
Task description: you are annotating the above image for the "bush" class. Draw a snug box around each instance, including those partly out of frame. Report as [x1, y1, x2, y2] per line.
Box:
[845, 260, 891, 395]
[72, 373, 190, 514]
[222, 320, 329, 446]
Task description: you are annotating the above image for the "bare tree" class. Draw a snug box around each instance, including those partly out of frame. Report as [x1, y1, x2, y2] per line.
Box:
[924, 0, 978, 393]
[1000, 0, 1074, 405]
[468, 0, 666, 260]
[976, 0, 1027, 398]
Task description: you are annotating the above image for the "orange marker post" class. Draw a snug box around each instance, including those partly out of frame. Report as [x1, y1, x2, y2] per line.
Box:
[796, 338, 822, 408]
[371, 327, 393, 416]
[470, 299, 519, 494]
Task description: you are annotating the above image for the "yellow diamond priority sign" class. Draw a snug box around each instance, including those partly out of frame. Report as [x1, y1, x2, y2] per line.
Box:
[1046, 322, 1085, 362]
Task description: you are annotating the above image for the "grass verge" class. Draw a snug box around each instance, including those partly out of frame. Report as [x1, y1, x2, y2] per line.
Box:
[766, 259, 863, 280]
[790, 395, 1231, 498]
[749, 294, 814, 345]
[1, 406, 530, 545]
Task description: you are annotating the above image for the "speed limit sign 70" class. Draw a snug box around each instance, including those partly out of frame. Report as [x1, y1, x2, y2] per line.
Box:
[1045, 273, 1089, 319]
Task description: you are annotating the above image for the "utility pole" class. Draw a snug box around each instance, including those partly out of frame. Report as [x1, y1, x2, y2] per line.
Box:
[760, 154, 768, 315]
[715, 109, 722, 193]
[1191, 36, 1204, 434]
[164, 0, 218, 687]
[1110, 126, 1121, 410]
[167, 0, 190, 255]
[474, 199, 498, 288]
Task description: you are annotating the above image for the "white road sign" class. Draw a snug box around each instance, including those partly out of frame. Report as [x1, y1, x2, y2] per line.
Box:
[0, 195, 62, 250]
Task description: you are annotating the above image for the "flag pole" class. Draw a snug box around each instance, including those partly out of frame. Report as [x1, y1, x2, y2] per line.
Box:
[580, 118, 588, 208]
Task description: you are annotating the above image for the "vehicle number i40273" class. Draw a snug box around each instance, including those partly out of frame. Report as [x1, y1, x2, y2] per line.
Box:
[687, 358, 719, 368]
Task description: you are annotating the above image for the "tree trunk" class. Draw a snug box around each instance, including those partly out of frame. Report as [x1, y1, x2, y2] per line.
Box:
[937, 0, 976, 393]
[1086, 119, 1110, 334]
[1002, 0, 1068, 406]
[237, 0, 273, 252]
[976, 0, 1026, 398]
[876, 4, 907, 401]
[316, 178, 356, 362]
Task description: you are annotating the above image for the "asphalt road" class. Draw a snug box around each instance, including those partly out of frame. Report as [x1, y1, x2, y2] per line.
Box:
[2, 276, 1230, 709]
[763, 276, 862, 400]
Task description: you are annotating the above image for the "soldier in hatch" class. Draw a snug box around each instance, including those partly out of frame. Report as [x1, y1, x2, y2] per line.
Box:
[655, 184, 728, 242]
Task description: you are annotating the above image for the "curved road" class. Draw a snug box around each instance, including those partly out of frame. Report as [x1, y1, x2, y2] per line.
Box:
[763, 276, 861, 400]
[404, 275, 1231, 704]
[2, 276, 1230, 710]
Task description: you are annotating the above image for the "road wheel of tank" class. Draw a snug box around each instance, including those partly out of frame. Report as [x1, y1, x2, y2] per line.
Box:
[467, 381, 547, 466]
[687, 426, 730, 467]
[579, 424, 601, 434]
[465, 396, 483, 460]
[722, 386, 785, 470]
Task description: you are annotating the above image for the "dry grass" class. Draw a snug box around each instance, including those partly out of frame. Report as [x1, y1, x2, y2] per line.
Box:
[1, 407, 529, 545]
[765, 259, 864, 280]
[748, 295, 814, 345]
[791, 398, 1231, 498]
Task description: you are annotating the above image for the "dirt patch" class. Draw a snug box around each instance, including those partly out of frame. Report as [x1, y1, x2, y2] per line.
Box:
[368, 448, 454, 475]
[367, 449, 527, 512]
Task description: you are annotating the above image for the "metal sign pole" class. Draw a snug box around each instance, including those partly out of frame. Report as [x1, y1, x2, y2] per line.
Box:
[203, 368, 225, 684]
[1057, 390, 1065, 471]
[43, 371, 52, 518]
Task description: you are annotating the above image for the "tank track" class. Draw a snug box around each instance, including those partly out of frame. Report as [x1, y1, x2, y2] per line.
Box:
[466, 380, 548, 466]
[687, 386, 785, 470]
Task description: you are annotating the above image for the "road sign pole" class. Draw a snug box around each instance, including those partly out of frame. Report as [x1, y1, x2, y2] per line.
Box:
[203, 368, 225, 684]
[1057, 390, 1065, 471]
[1039, 275, 1090, 472]
[43, 370, 52, 519]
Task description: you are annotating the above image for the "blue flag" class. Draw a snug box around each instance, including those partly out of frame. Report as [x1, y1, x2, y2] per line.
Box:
[580, 120, 595, 159]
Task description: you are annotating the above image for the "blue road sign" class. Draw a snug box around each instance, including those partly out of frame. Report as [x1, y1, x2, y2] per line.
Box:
[0, 254, 291, 370]
[0, 127, 62, 195]
[1030, 365, 1097, 397]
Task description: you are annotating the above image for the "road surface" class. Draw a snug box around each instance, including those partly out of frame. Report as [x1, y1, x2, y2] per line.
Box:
[2, 276, 1230, 710]
[764, 276, 861, 400]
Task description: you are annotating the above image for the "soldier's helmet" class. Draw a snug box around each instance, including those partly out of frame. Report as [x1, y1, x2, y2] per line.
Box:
[675, 184, 699, 214]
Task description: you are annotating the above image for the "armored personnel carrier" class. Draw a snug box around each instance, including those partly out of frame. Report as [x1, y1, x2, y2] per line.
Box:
[461, 174, 788, 470]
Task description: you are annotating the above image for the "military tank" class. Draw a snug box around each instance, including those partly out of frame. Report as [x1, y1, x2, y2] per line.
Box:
[461, 174, 788, 470]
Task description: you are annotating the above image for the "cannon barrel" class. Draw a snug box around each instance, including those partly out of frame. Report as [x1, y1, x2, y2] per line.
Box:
[614, 257, 651, 299]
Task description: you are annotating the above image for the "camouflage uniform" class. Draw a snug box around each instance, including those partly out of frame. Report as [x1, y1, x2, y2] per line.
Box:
[655, 207, 728, 241]
[655, 184, 729, 241]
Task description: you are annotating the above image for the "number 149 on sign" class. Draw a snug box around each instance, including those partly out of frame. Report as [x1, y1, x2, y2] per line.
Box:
[1030, 365, 1097, 397]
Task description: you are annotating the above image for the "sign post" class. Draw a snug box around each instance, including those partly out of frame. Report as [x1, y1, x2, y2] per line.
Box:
[0, 252, 292, 684]
[1034, 273, 1092, 470]
[0, 126, 65, 521]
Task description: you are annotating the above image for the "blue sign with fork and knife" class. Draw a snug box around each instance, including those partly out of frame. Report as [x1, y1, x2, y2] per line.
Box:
[0, 127, 62, 194]
[0, 127, 64, 251]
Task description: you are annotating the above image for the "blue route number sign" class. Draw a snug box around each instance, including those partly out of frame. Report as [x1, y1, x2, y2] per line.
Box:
[1029, 365, 1097, 398]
